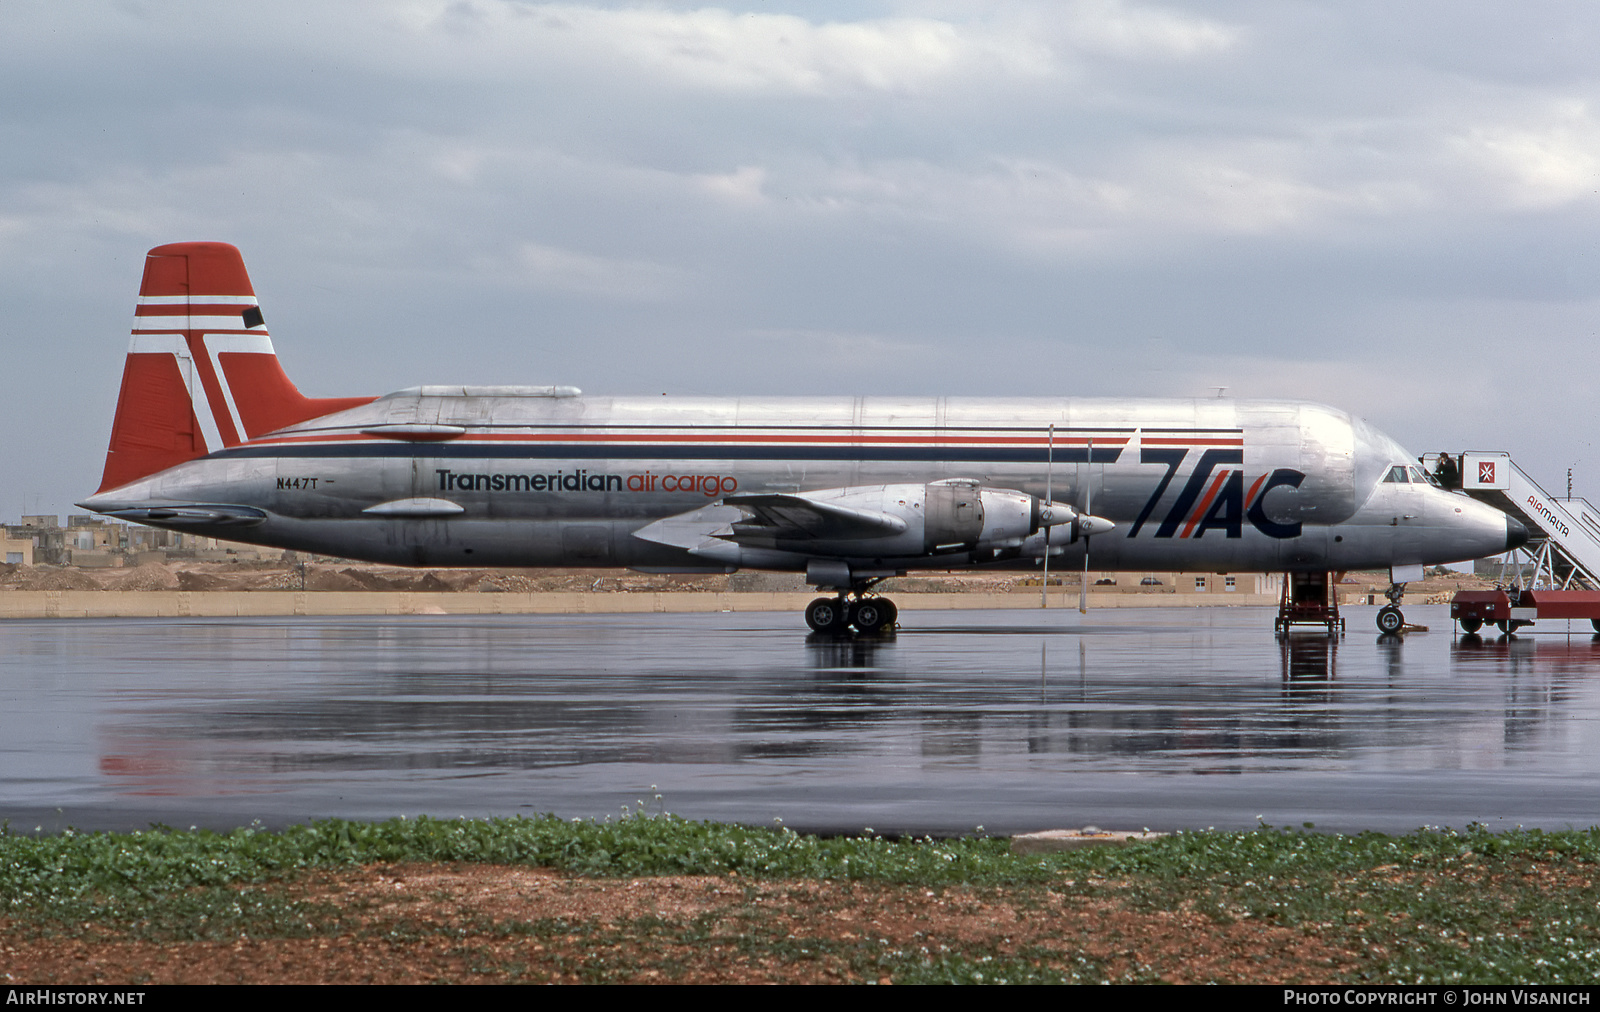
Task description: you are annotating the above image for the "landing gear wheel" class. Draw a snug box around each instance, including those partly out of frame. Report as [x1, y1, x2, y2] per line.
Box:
[877, 598, 898, 629]
[1460, 616, 1483, 634]
[805, 597, 848, 634]
[850, 599, 890, 634]
[1591, 618, 1600, 634]
[1376, 606, 1404, 634]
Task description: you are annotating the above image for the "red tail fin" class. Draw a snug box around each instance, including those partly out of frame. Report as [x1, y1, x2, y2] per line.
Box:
[96, 242, 373, 493]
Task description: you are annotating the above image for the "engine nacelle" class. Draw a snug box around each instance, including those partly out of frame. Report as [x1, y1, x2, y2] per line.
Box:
[924, 479, 1038, 550]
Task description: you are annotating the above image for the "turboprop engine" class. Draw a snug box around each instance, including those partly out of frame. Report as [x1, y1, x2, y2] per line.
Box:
[902, 478, 1088, 552]
[629, 478, 1116, 567]
[722, 478, 1110, 555]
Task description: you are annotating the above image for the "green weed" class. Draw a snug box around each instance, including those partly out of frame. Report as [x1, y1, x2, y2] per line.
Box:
[6, 817, 1600, 982]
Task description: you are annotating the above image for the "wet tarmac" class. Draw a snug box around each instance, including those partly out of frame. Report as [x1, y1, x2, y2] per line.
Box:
[2, 605, 1599, 837]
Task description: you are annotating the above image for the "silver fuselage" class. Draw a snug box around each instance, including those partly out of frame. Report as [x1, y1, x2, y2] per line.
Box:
[84, 391, 1522, 576]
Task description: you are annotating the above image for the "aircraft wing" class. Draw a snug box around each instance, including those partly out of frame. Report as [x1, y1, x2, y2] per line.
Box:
[631, 493, 909, 553]
[630, 504, 745, 552]
[721, 493, 908, 541]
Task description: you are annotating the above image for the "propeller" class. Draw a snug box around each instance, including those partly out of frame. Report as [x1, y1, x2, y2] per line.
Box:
[1080, 436, 1092, 613]
[1034, 425, 1114, 608]
[1042, 424, 1053, 609]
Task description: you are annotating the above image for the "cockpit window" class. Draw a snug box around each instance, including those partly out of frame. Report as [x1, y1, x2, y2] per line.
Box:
[1409, 467, 1431, 484]
[1384, 466, 1410, 483]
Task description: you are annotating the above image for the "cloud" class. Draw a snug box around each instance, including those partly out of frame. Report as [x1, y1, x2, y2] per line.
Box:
[1457, 100, 1600, 209]
[745, 326, 932, 360]
[12, 2, 1600, 515]
[374, 2, 1054, 96]
[498, 241, 692, 300]
[1051, 0, 1240, 59]
[696, 165, 767, 205]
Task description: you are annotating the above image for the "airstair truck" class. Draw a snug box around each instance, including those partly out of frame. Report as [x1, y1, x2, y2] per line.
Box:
[1432, 451, 1600, 634]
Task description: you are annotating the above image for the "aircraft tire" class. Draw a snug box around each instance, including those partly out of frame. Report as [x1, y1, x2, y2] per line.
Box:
[850, 599, 890, 634]
[1592, 618, 1600, 634]
[805, 597, 848, 634]
[1459, 616, 1483, 634]
[878, 598, 898, 628]
[1376, 606, 1404, 634]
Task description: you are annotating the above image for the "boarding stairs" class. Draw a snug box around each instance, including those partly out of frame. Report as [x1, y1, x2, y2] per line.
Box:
[1424, 452, 1600, 591]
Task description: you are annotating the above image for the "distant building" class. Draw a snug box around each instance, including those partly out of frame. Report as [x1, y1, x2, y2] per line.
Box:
[1081, 571, 1284, 595]
[1, 534, 31, 565]
[0, 514, 277, 567]
[1474, 554, 1531, 584]
[2, 520, 65, 565]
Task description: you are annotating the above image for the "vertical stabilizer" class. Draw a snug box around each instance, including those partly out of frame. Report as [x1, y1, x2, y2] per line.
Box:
[96, 242, 371, 493]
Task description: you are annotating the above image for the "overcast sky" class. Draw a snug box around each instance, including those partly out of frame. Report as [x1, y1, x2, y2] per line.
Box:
[5, 0, 1600, 519]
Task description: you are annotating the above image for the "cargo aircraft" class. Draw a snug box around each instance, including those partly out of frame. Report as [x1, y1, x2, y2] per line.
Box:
[80, 243, 1528, 634]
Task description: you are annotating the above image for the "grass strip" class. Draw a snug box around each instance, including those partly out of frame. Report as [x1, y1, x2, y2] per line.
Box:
[4, 816, 1600, 983]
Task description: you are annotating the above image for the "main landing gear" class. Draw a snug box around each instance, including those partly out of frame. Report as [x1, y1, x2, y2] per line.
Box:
[1376, 582, 1407, 634]
[805, 593, 899, 636]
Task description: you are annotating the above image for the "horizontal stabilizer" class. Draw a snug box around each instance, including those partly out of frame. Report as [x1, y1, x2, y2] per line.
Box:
[92, 504, 267, 527]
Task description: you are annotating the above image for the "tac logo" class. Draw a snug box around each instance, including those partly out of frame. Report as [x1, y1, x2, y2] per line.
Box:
[1479, 461, 1496, 484]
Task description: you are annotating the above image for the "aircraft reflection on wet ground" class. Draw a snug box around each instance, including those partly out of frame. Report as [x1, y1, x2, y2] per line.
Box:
[3, 605, 1600, 837]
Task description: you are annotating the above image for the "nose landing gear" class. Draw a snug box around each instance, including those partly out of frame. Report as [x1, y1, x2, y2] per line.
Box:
[1376, 582, 1408, 634]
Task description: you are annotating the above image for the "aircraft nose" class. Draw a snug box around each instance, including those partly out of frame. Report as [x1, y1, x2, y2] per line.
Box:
[1505, 515, 1530, 552]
